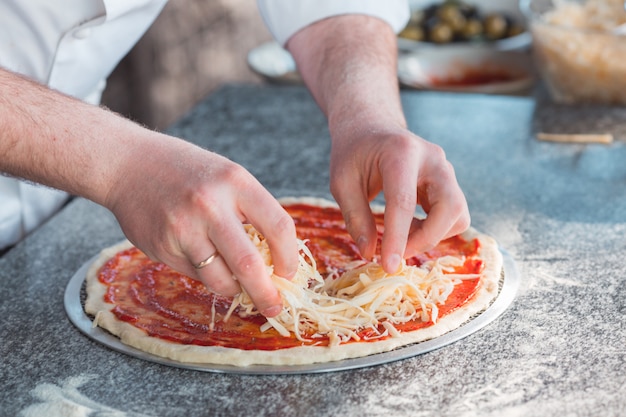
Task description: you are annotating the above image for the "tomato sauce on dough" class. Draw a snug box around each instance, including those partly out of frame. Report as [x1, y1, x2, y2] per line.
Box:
[97, 204, 483, 350]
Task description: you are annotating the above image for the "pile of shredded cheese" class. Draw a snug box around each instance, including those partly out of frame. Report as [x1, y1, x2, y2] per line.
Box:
[546, 0, 626, 31]
[532, 0, 626, 105]
[226, 225, 480, 346]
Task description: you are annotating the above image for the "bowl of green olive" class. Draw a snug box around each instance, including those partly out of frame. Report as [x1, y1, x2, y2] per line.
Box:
[398, 0, 532, 51]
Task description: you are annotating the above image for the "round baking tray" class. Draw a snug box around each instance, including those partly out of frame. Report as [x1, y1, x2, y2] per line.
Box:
[65, 249, 519, 375]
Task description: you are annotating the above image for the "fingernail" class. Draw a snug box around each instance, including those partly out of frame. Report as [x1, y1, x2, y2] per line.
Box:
[262, 305, 283, 318]
[385, 253, 402, 274]
[285, 268, 297, 281]
[357, 235, 368, 256]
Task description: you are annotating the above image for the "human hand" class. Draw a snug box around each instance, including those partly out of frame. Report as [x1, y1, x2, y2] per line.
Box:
[104, 135, 299, 317]
[328, 126, 470, 274]
[0, 68, 296, 317]
[283, 14, 468, 272]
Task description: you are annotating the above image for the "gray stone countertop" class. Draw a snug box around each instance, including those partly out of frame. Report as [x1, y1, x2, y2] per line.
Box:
[1, 85, 625, 417]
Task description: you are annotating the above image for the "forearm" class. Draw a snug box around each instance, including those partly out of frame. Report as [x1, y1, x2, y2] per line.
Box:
[0, 67, 297, 315]
[287, 15, 469, 268]
[286, 15, 407, 137]
[0, 68, 151, 206]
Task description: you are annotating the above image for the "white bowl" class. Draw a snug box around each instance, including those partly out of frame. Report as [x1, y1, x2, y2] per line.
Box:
[399, 0, 532, 51]
[398, 46, 535, 94]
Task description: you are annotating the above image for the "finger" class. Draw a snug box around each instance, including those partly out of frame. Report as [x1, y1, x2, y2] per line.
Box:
[379, 157, 420, 274]
[329, 149, 379, 259]
[333, 189, 379, 261]
[182, 235, 241, 298]
[194, 253, 242, 297]
[208, 213, 283, 317]
[406, 205, 460, 254]
[406, 183, 470, 256]
[238, 189, 299, 281]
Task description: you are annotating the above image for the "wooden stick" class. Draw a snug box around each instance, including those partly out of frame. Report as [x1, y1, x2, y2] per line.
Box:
[536, 132, 614, 144]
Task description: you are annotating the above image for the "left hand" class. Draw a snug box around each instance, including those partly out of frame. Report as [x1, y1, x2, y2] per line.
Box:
[286, 13, 469, 274]
[328, 124, 470, 273]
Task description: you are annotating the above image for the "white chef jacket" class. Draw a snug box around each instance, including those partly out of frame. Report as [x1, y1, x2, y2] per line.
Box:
[0, 0, 168, 249]
[0, 0, 409, 250]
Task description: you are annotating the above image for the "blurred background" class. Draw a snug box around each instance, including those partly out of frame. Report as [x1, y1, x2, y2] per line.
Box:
[101, 0, 272, 131]
[101, 0, 535, 131]
[101, 0, 626, 131]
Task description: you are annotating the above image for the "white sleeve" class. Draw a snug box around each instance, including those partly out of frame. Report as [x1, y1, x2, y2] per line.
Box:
[257, 0, 410, 46]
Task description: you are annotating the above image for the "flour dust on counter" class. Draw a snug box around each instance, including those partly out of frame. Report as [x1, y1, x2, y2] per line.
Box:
[19, 374, 152, 417]
[445, 365, 625, 417]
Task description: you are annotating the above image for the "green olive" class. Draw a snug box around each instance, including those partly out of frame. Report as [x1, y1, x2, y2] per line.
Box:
[429, 22, 454, 43]
[399, 25, 425, 41]
[437, 4, 467, 32]
[483, 14, 508, 40]
[461, 18, 483, 39]
[507, 23, 525, 38]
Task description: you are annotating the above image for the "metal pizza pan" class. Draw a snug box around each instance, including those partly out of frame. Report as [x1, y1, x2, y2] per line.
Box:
[64, 249, 519, 375]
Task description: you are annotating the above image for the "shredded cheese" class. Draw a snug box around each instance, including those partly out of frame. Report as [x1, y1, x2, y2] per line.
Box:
[532, 0, 626, 105]
[227, 225, 480, 346]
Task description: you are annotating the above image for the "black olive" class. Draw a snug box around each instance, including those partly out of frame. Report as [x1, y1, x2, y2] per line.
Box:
[457, 3, 479, 20]
[502, 15, 524, 38]
[422, 14, 442, 35]
[423, 4, 440, 20]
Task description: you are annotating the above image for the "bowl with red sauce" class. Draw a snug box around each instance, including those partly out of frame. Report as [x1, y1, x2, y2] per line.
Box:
[397, 46, 535, 94]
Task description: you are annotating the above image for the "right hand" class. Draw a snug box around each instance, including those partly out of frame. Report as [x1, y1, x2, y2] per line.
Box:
[0, 68, 296, 316]
[104, 134, 299, 318]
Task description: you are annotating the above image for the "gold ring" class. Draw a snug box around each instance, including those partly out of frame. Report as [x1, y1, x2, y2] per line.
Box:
[193, 251, 220, 269]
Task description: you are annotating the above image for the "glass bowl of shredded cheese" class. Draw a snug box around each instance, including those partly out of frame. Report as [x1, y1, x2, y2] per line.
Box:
[521, 0, 626, 105]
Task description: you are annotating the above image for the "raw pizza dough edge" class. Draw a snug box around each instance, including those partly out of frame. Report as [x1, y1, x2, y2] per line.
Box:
[84, 197, 503, 367]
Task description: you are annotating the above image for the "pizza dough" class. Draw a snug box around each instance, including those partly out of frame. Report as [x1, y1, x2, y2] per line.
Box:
[84, 197, 502, 366]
